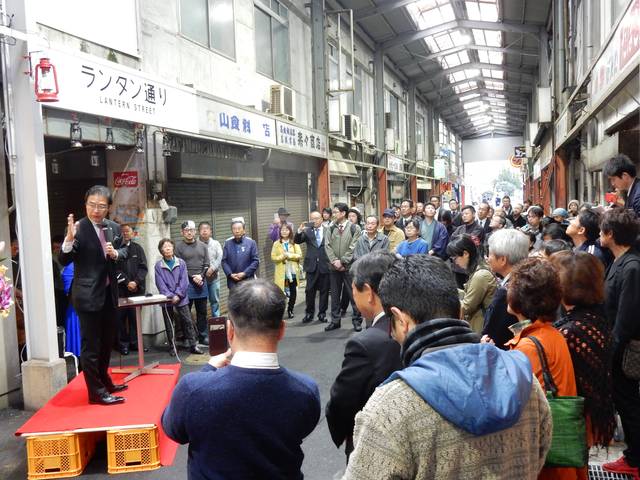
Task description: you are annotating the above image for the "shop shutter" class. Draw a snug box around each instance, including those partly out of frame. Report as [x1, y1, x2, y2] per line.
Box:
[211, 180, 252, 312]
[255, 169, 286, 282]
[166, 179, 214, 240]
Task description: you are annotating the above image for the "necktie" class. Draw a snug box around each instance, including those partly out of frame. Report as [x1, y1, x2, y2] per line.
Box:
[315, 228, 321, 247]
[98, 225, 108, 257]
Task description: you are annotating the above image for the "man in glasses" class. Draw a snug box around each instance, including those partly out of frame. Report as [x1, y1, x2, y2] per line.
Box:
[59, 185, 129, 405]
[326, 251, 401, 462]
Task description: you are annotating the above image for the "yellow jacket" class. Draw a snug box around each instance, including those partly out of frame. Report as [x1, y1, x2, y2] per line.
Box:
[378, 225, 405, 252]
[271, 240, 302, 291]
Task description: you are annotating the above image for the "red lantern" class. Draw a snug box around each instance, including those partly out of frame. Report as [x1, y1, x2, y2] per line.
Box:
[34, 58, 59, 102]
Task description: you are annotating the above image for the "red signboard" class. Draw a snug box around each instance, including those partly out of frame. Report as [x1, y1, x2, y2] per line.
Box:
[113, 171, 138, 188]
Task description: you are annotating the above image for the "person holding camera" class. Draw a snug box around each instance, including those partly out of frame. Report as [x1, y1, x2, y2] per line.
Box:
[269, 207, 294, 242]
[175, 220, 210, 346]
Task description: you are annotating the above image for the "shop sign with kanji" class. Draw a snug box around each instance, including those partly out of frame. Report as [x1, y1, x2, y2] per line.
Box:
[274, 120, 328, 158]
[34, 49, 198, 132]
[198, 96, 277, 146]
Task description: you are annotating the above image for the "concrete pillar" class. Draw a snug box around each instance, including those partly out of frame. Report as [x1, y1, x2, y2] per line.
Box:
[377, 168, 388, 213]
[407, 83, 416, 162]
[374, 49, 385, 149]
[6, 0, 67, 409]
[317, 158, 330, 210]
[410, 176, 417, 204]
[311, 0, 327, 132]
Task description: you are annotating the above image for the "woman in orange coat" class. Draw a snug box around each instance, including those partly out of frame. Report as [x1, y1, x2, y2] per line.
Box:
[506, 258, 580, 480]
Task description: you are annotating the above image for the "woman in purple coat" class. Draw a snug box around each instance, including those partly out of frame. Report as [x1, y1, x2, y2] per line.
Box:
[154, 238, 203, 355]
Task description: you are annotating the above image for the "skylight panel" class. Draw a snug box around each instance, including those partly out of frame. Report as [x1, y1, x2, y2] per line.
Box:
[459, 93, 480, 102]
[406, 1, 454, 30]
[435, 34, 454, 51]
[473, 29, 502, 47]
[465, 1, 498, 21]
[488, 51, 503, 64]
[485, 80, 504, 90]
[463, 100, 484, 110]
[454, 81, 478, 93]
[482, 68, 504, 79]
[441, 50, 470, 69]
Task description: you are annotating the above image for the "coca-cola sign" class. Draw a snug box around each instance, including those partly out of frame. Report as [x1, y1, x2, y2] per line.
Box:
[113, 171, 138, 188]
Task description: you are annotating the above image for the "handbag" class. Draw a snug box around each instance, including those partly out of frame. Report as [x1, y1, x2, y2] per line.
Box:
[622, 339, 640, 380]
[528, 335, 587, 468]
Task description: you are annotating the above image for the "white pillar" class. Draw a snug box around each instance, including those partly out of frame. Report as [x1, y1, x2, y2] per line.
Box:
[6, 0, 66, 409]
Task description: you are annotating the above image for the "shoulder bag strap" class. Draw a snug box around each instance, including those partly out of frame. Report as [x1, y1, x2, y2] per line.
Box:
[528, 335, 559, 397]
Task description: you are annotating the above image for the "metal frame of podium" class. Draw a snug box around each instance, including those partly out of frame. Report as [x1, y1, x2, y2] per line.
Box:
[112, 295, 174, 382]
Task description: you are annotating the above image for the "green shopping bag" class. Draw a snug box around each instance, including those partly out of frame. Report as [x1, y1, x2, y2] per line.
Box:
[528, 336, 588, 468]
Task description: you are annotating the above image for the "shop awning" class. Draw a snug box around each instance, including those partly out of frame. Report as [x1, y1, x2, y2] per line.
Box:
[328, 159, 358, 177]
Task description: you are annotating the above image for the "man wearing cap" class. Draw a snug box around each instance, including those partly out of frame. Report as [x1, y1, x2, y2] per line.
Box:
[551, 208, 570, 226]
[175, 220, 210, 345]
[222, 218, 259, 290]
[379, 209, 405, 252]
[269, 207, 294, 242]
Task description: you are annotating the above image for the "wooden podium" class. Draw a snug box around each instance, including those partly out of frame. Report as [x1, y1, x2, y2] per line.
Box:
[112, 294, 174, 383]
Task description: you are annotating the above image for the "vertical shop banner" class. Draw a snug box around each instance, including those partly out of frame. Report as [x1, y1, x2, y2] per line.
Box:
[107, 150, 147, 228]
[590, 0, 639, 103]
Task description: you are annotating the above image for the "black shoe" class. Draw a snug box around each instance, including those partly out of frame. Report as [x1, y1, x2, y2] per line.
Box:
[317, 314, 327, 323]
[199, 337, 209, 346]
[287, 311, 294, 319]
[89, 393, 125, 405]
[190, 345, 205, 355]
[302, 314, 314, 324]
[107, 384, 128, 393]
[324, 322, 341, 332]
[353, 321, 362, 332]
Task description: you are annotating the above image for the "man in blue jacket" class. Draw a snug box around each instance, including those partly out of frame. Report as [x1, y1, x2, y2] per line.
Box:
[222, 217, 259, 290]
[162, 279, 320, 480]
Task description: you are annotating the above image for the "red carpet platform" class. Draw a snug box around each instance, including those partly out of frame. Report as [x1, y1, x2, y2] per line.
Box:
[15, 364, 181, 466]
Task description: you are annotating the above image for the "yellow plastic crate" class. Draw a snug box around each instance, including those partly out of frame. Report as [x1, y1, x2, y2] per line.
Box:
[26, 432, 98, 479]
[106, 426, 161, 474]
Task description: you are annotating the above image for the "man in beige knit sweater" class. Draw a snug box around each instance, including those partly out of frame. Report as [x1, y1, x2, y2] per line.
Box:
[343, 255, 552, 480]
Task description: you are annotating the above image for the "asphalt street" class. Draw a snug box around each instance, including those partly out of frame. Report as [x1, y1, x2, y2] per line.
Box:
[1, 301, 356, 480]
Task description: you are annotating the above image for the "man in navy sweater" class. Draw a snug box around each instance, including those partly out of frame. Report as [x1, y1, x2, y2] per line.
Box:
[221, 217, 259, 290]
[162, 279, 321, 480]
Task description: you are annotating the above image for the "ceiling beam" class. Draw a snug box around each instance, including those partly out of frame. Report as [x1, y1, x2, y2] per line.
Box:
[412, 62, 537, 85]
[382, 19, 542, 50]
[395, 44, 539, 68]
[438, 96, 529, 112]
[426, 85, 532, 103]
[352, 0, 418, 21]
[419, 76, 533, 98]
[445, 112, 528, 127]
[431, 88, 531, 107]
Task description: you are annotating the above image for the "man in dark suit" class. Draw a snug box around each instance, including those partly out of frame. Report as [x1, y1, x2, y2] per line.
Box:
[59, 185, 129, 405]
[604, 153, 640, 217]
[115, 224, 147, 355]
[326, 251, 402, 460]
[294, 211, 330, 323]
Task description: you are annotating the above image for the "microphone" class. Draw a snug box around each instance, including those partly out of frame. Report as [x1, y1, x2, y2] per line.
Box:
[101, 221, 114, 244]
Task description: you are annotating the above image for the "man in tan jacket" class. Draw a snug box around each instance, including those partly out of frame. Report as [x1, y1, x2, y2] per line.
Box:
[325, 202, 361, 332]
[379, 209, 405, 252]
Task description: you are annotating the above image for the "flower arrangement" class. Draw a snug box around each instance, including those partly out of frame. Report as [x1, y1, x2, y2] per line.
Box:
[0, 241, 13, 317]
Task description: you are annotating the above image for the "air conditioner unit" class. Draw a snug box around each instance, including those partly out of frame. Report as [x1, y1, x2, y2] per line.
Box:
[385, 128, 395, 151]
[343, 114, 361, 142]
[270, 85, 295, 119]
[416, 143, 424, 161]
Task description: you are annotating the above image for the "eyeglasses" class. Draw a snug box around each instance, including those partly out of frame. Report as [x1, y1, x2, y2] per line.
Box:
[86, 202, 108, 211]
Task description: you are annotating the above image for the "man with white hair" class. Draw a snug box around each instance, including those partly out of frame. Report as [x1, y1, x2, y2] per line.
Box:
[482, 229, 530, 349]
[222, 217, 259, 290]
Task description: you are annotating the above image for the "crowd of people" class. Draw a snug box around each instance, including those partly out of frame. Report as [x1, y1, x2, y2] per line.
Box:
[52, 154, 640, 477]
[159, 153, 640, 479]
